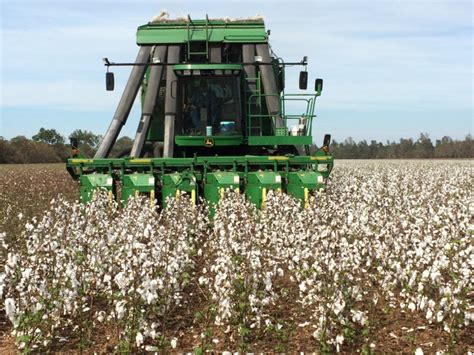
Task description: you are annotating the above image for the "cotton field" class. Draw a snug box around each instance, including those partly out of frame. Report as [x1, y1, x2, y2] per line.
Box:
[0, 161, 472, 353]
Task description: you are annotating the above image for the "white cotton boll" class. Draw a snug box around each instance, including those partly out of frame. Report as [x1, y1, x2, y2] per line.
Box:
[415, 348, 424, 355]
[408, 302, 416, 312]
[419, 297, 426, 311]
[6, 253, 17, 268]
[114, 272, 127, 289]
[465, 311, 474, 325]
[426, 309, 433, 321]
[115, 300, 126, 320]
[198, 276, 208, 285]
[146, 292, 155, 304]
[351, 310, 367, 326]
[135, 332, 144, 347]
[335, 334, 344, 352]
[333, 299, 345, 316]
[347, 212, 353, 226]
[299, 282, 307, 292]
[5, 298, 17, 326]
[170, 337, 178, 349]
[145, 345, 159, 351]
[264, 274, 272, 292]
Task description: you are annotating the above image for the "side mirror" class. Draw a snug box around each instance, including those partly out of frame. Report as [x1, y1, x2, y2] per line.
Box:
[278, 70, 285, 91]
[106, 72, 115, 91]
[299, 71, 308, 90]
[315, 78, 323, 93]
[323, 134, 331, 147]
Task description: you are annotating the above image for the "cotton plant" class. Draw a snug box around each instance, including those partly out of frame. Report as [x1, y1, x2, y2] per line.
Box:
[0, 191, 207, 351]
[201, 191, 280, 341]
[1, 160, 472, 353]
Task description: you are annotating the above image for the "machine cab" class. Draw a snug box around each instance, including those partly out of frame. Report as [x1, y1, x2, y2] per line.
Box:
[177, 74, 242, 137]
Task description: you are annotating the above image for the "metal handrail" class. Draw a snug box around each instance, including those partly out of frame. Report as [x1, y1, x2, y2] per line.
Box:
[247, 93, 318, 137]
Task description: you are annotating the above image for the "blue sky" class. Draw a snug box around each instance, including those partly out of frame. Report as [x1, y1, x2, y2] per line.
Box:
[1, 0, 472, 145]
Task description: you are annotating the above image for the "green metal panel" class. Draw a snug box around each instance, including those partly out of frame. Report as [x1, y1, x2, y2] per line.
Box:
[137, 21, 267, 45]
[248, 135, 312, 146]
[162, 172, 197, 208]
[67, 155, 333, 169]
[286, 171, 325, 208]
[245, 171, 282, 208]
[68, 154, 334, 210]
[204, 171, 240, 206]
[121, 173, 155, 204]
[173, 64, 242, 71]
[79, 173, 114, 203]
[175, 135, 244, 146]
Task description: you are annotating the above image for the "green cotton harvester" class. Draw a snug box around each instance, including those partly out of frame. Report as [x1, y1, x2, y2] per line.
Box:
[67, 15, 333, 210]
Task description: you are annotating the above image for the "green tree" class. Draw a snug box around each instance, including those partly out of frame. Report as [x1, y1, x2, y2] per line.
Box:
[8, 136, 61, 163]
[69, 130, 102, 157]
[415, 133, 434, 158]
[69, 130, 101, 149]
[32, 128, 65, 146]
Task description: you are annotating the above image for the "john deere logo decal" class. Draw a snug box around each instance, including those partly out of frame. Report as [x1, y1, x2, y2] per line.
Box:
[204, 138, 214, 147]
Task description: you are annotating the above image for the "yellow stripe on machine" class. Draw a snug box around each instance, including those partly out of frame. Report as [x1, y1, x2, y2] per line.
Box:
[129, 159, 151, 164]
[304, 187, 309, 209]
[261, 187, 267, 209]
[268, 156, 289, 161]
[311, 156, 330, 161]
[150, 190, 155, 208]
[191, 189, 196, 205]
[70, 159, 94, 164]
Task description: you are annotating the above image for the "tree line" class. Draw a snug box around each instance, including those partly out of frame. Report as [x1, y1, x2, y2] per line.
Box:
[324, 133, 473, 159]
[0, 128, 472, 163]
[0, 129, 132, 164]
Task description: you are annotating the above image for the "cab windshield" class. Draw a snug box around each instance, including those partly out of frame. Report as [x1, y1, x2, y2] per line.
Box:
[178, 76, 241, 136]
